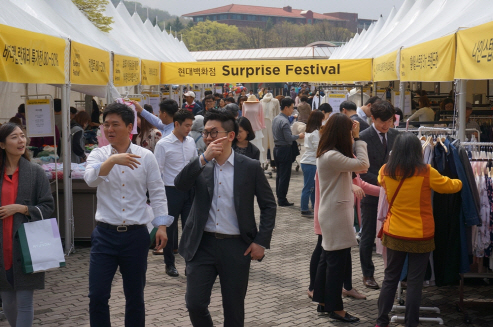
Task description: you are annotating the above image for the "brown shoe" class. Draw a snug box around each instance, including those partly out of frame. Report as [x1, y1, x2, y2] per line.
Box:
[342, 288, 367, 299]
[363, 276, 380, 289]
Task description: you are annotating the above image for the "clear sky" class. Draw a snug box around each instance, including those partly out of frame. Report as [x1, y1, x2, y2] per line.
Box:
[134, 0, 406, 20]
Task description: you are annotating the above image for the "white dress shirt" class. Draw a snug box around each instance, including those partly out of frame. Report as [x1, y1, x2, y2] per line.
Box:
[357, 107, 368, 120]
[154, 132, 198, 186]
[84, 143, 173, 227]
[372, 124, 387, 144]
[204, 150, 240, 235]
[140, 109, 174, 137]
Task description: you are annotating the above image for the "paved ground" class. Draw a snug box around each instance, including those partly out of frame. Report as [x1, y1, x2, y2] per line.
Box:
[4, 153, 493, 326]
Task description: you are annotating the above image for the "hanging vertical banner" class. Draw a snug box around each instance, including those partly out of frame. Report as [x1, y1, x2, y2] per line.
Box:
[141, 59, 160, 85]
[70, 41, 109, 85]
[373, 50, 399, 82]
[147, 94, 161, 115]
[0, 24, 65, 84]
[113, 54, 140, 86]
[455, 21, 493, 80]
[161, 59, 373, 84]
[25, 99, 54, 137]
[327, 93, 347, 113]
[400, 34, 456, 82]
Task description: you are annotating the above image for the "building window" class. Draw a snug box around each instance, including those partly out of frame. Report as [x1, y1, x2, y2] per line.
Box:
[307, 19, 312, 24]
[196, 17, 204, 22]
[260, 16, 268, 22]
[219, 14, 228, 20]
[231, 14, 242, 20]
[247, 15, 256, 21]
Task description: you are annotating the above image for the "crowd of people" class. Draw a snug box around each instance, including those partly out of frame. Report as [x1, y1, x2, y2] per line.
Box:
[0, 86, 464, 327]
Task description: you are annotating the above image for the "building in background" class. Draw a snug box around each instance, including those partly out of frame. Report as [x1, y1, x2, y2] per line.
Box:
[183, 5, 375, 33]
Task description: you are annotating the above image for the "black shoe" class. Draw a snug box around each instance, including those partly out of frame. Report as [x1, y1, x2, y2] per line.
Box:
[317, 304, 328, 316]
[301, 210, 314, 218]
[165, 265, 179, 277]
[328, 311, 360, 323]
[278, 201, 294, 207]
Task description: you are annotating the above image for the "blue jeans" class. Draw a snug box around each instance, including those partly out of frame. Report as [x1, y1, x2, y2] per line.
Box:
[301, 163, 316, 211]
[89, 225, 150, 327]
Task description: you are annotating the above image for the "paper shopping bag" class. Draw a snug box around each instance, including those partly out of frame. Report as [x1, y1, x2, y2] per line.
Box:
[17, 218, 66, 274]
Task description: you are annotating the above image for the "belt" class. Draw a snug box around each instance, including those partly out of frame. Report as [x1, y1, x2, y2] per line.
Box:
[204, 231, 241, 239]
[274, 144, 291, 148]
[97, 221, 146, 232]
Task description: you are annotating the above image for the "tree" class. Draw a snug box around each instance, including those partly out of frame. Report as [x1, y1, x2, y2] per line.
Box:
[72, 0, 114, 32]
[183, 21, 242, 51]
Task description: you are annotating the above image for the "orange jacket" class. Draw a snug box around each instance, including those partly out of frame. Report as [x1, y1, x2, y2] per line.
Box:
[378, 164, 462, 241]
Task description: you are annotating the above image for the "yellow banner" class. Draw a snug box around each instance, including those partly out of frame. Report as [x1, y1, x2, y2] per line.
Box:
[373, 50, 398, 82]
[113, 54, 140, 87]
[161, 59, 372, 84]
[71, 41, 109, 85]
[455, 21, 493, 80]
[400, 34, 456, 82]
[141, 59, 160, 85]
[0, 24, 65, 84]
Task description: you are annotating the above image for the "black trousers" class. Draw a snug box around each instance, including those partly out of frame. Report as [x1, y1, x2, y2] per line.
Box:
[309, 235, 353, 292]
[185, 233, 251, 327]
[273, 146, 292, 202]
[89, 226, 149, 327]
[164, 186, 193, 266]
[312, 247, 351, 312]
[359, 202, 378, 277]
[377, 248, 430, 327]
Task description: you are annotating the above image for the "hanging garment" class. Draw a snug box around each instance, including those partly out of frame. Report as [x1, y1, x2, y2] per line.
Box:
[312, 95, 321, 110]
[261, 94, 279, 163]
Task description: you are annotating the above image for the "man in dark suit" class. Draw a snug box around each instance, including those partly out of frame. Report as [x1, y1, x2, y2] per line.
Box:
[359, 101, 398, 289]
[341, 100, 370, 132]
[175, 109, 277, 327]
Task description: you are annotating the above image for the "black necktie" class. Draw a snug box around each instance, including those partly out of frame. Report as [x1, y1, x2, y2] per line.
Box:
[380, 133, 387, 152]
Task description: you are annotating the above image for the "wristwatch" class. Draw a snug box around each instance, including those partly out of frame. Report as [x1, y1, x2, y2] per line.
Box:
[353, 138, 360, 141]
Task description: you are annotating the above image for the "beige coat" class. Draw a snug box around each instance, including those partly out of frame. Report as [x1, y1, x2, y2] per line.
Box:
[316, 140, 369, 251]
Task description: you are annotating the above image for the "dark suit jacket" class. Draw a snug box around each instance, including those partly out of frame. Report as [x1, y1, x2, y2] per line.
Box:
[232, 142, 260, 161]
[350, 114, 370, 132]
[174, 153, 277, 262]
[359, 126, 399, 204]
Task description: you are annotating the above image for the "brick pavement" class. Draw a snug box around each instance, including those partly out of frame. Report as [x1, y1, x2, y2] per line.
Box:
[3, 154, 493, 326]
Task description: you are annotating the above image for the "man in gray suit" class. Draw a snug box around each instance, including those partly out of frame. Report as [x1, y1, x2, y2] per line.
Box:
[175, 109, 277, 327]
[359, 101, 398, 289]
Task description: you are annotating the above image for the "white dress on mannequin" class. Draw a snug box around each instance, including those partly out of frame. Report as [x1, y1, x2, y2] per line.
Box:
[260, 93, 279, 163]
[242, 98, 266, 163]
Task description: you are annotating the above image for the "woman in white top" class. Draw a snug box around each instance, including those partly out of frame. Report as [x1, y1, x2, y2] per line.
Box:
[407, 96, 435, 127]
[300, 111, 325, 218]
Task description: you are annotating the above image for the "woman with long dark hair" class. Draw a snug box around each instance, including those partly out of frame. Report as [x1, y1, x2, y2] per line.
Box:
[299, 110, 324, 217]
[312, 113, 369, 323]
[376, 132, 462, 327]
[0, 123, 54, 327]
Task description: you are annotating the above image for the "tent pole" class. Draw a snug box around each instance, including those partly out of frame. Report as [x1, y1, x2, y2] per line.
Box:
[458, 79, 467, 142]
[399, 82, 405, 111]
[61, 83, 73, 255]
[373, 82, 378, 96]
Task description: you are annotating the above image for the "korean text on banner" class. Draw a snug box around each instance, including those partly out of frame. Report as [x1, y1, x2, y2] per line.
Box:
[0, 24, 65, 84]
[373, 50, 398, 82]
[161, 59, 372, 84]
[455, 21, 493, 80]
[400, 34, 456, 82]
[141, 59, 160, 85]
[113, 54, 140, 87]
[70, 41, 109, 85]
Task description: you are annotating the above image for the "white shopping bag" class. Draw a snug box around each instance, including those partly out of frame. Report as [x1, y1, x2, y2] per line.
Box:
[18, 214, 66, 274]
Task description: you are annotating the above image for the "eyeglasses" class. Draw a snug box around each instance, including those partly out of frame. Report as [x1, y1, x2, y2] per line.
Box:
[202, 130, 229, 138]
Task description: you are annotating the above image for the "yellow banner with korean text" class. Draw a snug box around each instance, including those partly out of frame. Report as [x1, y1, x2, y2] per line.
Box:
[161, 59, 372, 84]
[0, 24, 66, 84]
[70, 41, 109, 85]
[113, 54, 140, 87]
[455, 21, 493, 80]
[400, 34, 456, 82]
[141, 59, 160, 85]
[373, 50, 399, 82]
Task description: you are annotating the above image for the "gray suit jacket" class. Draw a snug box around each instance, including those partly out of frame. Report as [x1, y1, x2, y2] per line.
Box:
[0, 157, 55, 291]
[359, 126, 399, 204]
[175, 153, 277, 262]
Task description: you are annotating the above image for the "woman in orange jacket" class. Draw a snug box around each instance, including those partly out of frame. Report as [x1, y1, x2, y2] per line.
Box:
[376, 132, 462, 327]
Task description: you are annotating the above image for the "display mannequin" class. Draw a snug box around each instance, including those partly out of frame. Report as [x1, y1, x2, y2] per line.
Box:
[348, 88, 370, 108]
[260, 93, 280, 164]
[242, 95, 266, 163]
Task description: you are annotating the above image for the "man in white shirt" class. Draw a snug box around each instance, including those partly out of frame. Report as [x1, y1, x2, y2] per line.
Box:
[154, 109, 198, 277]
[134, 99, 177, 137]
[175, 109, 276, 326]
[84, 103, 173, 327]
[357, 96, 380, 123]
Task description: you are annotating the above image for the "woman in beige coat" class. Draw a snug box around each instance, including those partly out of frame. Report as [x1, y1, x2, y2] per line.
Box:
[312, 113, 369, 323]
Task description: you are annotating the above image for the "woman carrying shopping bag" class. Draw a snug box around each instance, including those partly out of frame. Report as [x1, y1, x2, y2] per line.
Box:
[0, 122, 54, 327]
